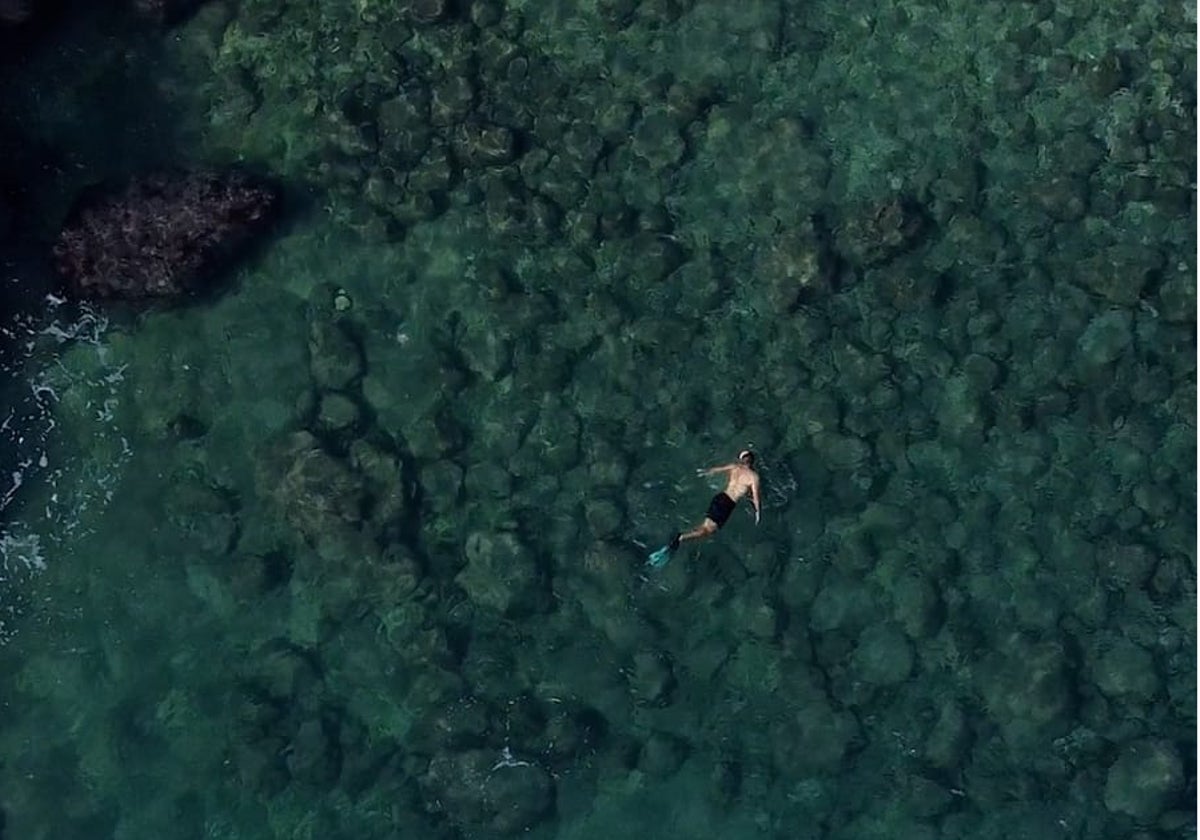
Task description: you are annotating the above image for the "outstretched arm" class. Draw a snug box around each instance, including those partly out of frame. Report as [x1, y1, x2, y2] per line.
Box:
[696, 463, 736, 477]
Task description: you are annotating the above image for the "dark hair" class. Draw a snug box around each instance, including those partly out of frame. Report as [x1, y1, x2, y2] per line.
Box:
[738, 449, 755, 466]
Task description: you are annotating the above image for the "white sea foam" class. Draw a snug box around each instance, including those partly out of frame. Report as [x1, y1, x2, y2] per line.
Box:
[0, 526, 44, 643]
[0, 527, 45, 575]
[1, 295, 132, 642]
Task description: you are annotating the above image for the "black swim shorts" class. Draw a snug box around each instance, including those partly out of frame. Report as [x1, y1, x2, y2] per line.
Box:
[705, 492, 737, 528]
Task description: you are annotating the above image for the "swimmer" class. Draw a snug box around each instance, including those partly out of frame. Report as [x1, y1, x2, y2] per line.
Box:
[647, 449, 762, 567]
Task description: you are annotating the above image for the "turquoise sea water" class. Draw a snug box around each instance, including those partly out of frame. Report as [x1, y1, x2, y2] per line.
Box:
[0, 1, 1195, 838]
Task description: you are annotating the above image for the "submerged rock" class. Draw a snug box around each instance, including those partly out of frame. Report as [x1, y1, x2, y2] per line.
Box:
[349, 439, 409, 527]
[890, 573, 942, 638]
[259, 432, 363, 525]
[755, 222, 835, 310]
[978, 635, 1074, 744]
[1073, 244, 1162, 305]
[771, 672, 860, 773]
[457, 531, 547, 615]
[638, 730, 689, 777]
[422, 749, 554, 835]
[836, 196, 926, 266]
[923, 701, 969, 769]
[631, 107, 684, 169]
[377, 85, 432, 166]
[1103, 739, 1183, 820]
[407, 0, 449, 26]
[1077, 310, 1133, 369]
[286, 717, 342, 785]
[852, 622, 914, 687]
[314, 391, 361, 435]
[53, 170, 278, 301]
[1094, 637, 1160, 704]
[568, 541, 644, 649]
[255, 432, 369, 560]
[629, 650, 675, 707]
[308, 318, 364, 390]
[453, 121, 518, 168]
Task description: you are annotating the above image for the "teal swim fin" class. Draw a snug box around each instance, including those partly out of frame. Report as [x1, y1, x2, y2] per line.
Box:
[646, 534, 681, 569]
[647, 545, 672, 568]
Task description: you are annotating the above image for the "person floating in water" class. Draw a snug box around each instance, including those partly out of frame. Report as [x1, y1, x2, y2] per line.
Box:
[648, 449, 762, 567]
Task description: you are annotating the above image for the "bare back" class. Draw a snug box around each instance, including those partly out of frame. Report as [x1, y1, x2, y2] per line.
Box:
[722, 463, 759, 503]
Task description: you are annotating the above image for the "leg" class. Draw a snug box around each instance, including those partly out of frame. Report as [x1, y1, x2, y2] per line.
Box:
[673, 518, 717, 549]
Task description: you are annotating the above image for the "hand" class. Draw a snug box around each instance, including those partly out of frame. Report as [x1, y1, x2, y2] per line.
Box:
[755, 509, 761, 525]
[695, 468, 708, 477]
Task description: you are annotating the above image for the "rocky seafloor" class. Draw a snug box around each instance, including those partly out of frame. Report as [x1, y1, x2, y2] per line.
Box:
[0, 1, 1195, 839]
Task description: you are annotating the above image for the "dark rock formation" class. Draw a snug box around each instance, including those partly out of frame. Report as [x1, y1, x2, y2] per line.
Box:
[3, 0, 208, 26]
[0, 0, 56, 62]
[0, 0, 33, 25]
[53, 170, 279, 301]
[128, 0, 209, 25]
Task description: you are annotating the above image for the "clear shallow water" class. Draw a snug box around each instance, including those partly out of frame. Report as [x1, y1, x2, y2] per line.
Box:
[0, 1, 1195, 839]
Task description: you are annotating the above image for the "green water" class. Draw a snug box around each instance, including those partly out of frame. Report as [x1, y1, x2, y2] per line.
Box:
[0, 1, 1195, 838]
